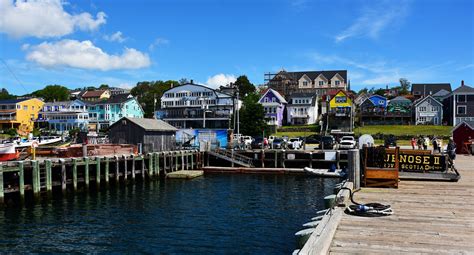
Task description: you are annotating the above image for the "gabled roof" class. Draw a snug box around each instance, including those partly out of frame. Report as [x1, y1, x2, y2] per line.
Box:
[43, 99, 85, 107]
[389, 96, 412, 103]
[111, 117, 177, 131]
[414, 95, 443, 107]
[411, 83, 452, 97]
[82, 90, 109, 98]
[0, 98, 27, 104]
[90, 94, 134, 105]
[272, 70, 347, 82]
[432, 89, 451, 97]
[360, 98, 375, 107]
[288, 93, 316, 99]
[452, 84, 474, 94]
[260, 88, 287, 104]
[452, 120, 474, 132]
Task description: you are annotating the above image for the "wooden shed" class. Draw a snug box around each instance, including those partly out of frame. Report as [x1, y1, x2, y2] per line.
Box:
[108, 117, 177, 153]
[452, 120, 474, 154]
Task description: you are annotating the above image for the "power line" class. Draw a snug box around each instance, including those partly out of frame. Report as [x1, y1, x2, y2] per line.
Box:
[0, 58, 28, 94]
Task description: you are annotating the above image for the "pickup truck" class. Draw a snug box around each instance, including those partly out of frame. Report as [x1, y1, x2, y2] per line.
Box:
[288, 137, 303, 150]
[338, 136, 357, 149]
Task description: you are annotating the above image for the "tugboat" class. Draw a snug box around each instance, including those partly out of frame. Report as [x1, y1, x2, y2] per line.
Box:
[0, 143, 20, 161]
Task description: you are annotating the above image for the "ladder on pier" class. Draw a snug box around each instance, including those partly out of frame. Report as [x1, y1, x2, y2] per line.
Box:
[208, 149, 254, 167]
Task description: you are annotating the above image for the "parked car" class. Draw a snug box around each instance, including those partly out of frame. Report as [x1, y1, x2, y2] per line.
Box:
[338, 136, 357, 149]
[288, 137, 303, 150]
[319, 136, 335, 149]
[251, 137, 266, 149]
[305, 134, 321, 145]
[271, 138, 286, 149]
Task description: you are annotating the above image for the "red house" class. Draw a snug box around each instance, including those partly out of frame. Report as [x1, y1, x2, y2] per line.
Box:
[452, 120, 474, 154]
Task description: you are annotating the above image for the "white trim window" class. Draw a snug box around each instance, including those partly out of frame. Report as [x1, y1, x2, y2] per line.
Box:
[457, 105, 467, 115]
[319, 81, 324, 86]
[419, 106, 426, 112]
[457, 95, 467, 103]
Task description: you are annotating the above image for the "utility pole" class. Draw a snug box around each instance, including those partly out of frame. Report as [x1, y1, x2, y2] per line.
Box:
[153, 94, 157, 119]
[236, 88, 240, 135]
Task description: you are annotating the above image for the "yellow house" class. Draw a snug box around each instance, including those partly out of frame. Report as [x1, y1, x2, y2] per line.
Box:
[329, 90, 353, 117]
[0, 98, 44, 134]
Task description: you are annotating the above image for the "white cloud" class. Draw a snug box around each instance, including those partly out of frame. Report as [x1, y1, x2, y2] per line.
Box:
[104, 31, 126, 43]
[148, 37, 169, 51]
[335, 1, 410, 42]
[25, 39, 151, 71]
[206, 74, 236, 88]
[0, 0, 106, 38]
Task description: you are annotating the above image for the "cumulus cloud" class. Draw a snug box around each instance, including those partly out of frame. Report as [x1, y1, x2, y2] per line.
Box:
[148, 37, 169, 51]
[0, 0, 106, 38]
[206, 74, 236, 88]
[25, 39, 151, 71]
[104, 31, 126, 43]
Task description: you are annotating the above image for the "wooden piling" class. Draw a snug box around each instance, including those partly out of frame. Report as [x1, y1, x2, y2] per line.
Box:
[96, 157, 101, 187]
[131, 155, 136, 180]
[114, 156, 120, 182]
[122, 155, 128, 181]
[141, 156, 145, 178]
[18, 161, 25, 198]
[163, 152, 167, 174]
[274, 150, 278, 168]
[282, 150, 286, 168]
[309, 152, 313, 168]
[104, 156, 109, 183]
[60, 159, 66, 193]
[32, 160, 40, 195]
[72, 158, 78, 191]
[84, 157, 90, 188]
[191, 151, 194, 170]
[154, 153, 159, 176]
[181, 151, 185, 171]
[175, 152, 179, 171]
[348, 149, 361, 190]
[147, 153, 153, 176]
[45, 159, 52, 192]
[0, 165, 4, 204]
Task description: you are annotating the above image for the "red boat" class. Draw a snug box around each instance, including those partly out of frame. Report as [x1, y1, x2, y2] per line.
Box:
[0, 143, 20, 161]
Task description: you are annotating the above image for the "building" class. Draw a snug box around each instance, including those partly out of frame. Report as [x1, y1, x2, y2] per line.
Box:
[158, 82, 237, 129]
[443, 81, 474, 126]
[413, 95, 443, 125]
[386, 96, 412, 125]
[359, 95, 388, 125]
[37, 99, 89, 132]
[258, 88, 287, 127]
[411, 83, 452, 99]
[88, 94, 144, 131]
[432, 89, 451, 102]
[0, 98, 44, 134]
[265, 70, 348, 97]
[326, 90, 354, 131]
[286, 93, 318, 125]
[452, 120, 474, 154]
[109, 87, 131, 95]
[80, 90, 111, 102]
[109, 117, 177, 153]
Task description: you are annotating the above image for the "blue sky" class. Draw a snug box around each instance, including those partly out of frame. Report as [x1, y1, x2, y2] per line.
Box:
[1, 0, 473, 95]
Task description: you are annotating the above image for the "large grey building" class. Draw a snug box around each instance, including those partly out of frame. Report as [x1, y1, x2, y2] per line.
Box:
[414, 95, 443, 125]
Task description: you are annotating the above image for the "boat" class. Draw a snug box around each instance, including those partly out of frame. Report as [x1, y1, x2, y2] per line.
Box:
[14, 136, 63, 148]
[0, 143, 20, 161]
[303, 167, 346, 177]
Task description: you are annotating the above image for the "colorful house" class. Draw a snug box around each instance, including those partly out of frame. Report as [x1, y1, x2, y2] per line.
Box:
[87, 94, 144, 131]
[0, 98, 44, 134]
[80, 89, 111, 102]
[386, 96, 413, 125]
[359, 95, 388, 125]
[329, 90, 353, 117]
[452, 120, 474, 154]
[258, 88, 287, 127]
[37, 99, 89, 132]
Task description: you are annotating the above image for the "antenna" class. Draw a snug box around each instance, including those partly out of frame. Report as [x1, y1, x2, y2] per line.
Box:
[0, 58, 28, 94]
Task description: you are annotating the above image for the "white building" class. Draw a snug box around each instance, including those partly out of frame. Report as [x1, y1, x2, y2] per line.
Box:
[286, 93, 319, 125]
[158, 82, 238, 129]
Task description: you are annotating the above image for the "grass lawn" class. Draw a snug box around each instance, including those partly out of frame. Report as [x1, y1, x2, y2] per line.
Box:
[354, 125, 451, 137]
[275, 131, 317, 138]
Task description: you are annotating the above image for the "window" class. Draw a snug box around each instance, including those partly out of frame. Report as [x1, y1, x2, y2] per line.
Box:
[335, 96, 347, 103]
[457, 95, 467, 103]
[457, 105, 467, 115]
[431, 106, 438, 111]
[419, 106, 426, 112]
[335, 80, 341, 86]
[302, 81, 308, 86]
[264, 98, 269, 103]
[272, 97, 276, 102]
[23, 105, 28, 110]
[379, 101, 384, 105]
[319, 81, 324, 86]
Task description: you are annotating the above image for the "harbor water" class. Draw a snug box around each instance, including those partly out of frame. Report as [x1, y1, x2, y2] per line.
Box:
[0, 174, 338, 254]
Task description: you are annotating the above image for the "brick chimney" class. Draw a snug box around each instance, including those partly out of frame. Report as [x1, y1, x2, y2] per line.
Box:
[461, 80, 464, 86]
[190, 79, 194, 84]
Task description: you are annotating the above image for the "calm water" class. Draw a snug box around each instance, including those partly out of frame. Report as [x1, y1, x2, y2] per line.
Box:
[0, 174, 338, 254]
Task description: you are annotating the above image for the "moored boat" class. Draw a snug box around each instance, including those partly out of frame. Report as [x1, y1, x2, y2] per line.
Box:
[303, 167, 346, 177]
[0, 143, 20, 161]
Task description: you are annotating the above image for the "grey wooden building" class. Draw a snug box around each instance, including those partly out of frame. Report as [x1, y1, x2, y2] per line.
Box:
[413, 95, 443, 125]
[108, 117, 177, 153]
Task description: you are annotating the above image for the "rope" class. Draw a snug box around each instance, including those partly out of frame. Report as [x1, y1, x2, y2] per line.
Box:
[340, 187, 393, 217]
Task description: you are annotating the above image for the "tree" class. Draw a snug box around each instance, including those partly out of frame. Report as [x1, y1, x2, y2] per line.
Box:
[399, 78, 411, 95]
[99, 84, 109, 89]
[178, 78, 189, 85]
[238, 92, 268, 136]
[234, 75, 256, 97]
[32, 85, 69, 102]
[0, 88, 15, 100]
[131, 80, 179, 117]
[358, 88, 368, 95]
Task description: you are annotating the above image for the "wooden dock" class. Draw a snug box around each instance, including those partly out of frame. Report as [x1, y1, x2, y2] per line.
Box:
[327, 155, 474, 254]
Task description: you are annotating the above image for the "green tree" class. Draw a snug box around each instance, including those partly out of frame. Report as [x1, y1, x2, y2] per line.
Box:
[32, 85, 69, 102]
[234, 75, 256, 97]
[131, 80, 179, 117]
[399, 78, 411, 95]
[0, 88, 15, 100]
[239, 92, 268, 136]
[99, 84, 109, 89]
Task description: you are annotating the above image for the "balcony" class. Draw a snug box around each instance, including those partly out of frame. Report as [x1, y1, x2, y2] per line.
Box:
[0, 112, 16, 121]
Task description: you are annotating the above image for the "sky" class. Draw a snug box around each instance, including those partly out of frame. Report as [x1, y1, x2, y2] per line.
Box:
[0, 0, 473, 95]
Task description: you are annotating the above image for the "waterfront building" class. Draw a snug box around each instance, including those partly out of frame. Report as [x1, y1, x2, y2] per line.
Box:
[386, 96, 413, 125]
[413, 95, 443, 125]
[443, 81, 474, 126]
[87, 94, 144, 131]
[158, 82, 237, 129]
[37, 99, 89, 132]
[80, 89, 111, 102]
[359, 95, 388, 125]
[286, 93, 318, 125]
[109, 117, 177, 153]
[258, 88, 287, 127]
[265, 70, 348, 97]
[0, 98, 44, 134]
[326, 90, 354, 131]
[411, 83, 452, 99]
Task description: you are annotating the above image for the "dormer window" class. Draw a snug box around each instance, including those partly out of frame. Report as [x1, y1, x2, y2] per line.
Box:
[319, 81, 324, 86]
[335, 81, 341, 86]
[303, 81, 308, 86]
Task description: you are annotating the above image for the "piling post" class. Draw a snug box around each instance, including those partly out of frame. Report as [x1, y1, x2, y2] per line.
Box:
[131, 155, 136, 180]
[181, 151, 185, 171]
[163, 152, 168, 174]
[18, 161, 25, 199]
[147, 153, 153, 177]
[141, 156, 145, 178]
[45, 159, 52, 192]
[72, 158, 78, 191]
[122, 155, 128, 181]
[0, 165, 4, 204]
[261, 149, 265, 168]
[191, 151, 194, 170]
[114, 156, 120, 182]
[336, 151, 341, 169]
[84, 157, 90, 188]
[31, 160, 40, 195]
[175, 151, 179, 171]
[282, 150, 286, 168]
[231, 149, 235, 167]
[59, 159, 67, 193]
[274, 150, 278, 168]
[309, 152, 313, 168]
[104, 156, 109, 184]
[348, 149, 361, 190]
[96, 157, 101, 188]
[154, 153, 159, 176]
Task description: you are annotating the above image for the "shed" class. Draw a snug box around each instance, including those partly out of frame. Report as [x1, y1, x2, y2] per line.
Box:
[452, 120, 474, 154]
[108, 117, 178, 153]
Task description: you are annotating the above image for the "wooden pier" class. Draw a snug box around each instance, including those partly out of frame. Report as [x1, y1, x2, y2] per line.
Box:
[301, 154, 474, 254]
[0, 150, 203, 204]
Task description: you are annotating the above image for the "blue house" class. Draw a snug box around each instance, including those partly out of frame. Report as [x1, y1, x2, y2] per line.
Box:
[37, 99, 89, 132]
[359, 95, 388, 125]
[88, 94, 144, 131]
